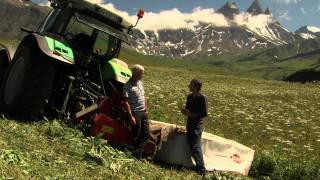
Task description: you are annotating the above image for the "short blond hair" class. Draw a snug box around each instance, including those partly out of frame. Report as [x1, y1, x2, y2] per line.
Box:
[131, 64, 145, 74]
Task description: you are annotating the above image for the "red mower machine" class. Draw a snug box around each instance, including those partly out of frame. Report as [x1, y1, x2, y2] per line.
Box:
[74, 84, 157, 155]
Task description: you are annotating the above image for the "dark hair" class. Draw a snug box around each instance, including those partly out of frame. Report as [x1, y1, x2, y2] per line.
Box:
[191, 79, 202, 91]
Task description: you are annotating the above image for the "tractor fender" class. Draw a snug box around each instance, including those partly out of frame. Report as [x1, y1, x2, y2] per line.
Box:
[17, 34, 75, 65]
[0, 44, 11, 69]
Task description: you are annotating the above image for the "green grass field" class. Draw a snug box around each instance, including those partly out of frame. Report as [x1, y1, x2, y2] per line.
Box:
[120, 46, 320, 81]
[1, 65, 320, 179]
[1, 40, 320, 179]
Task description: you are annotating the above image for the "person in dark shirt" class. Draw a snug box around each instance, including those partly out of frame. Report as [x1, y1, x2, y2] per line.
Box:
[181, 79, 208, 176]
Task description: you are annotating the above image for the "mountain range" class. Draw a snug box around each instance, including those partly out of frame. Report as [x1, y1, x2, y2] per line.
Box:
[0, 0, 320, 59]
[130, 0, 318, 57]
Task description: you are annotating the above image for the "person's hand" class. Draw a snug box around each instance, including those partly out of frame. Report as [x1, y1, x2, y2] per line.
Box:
[130, 116, 136, 125]
[181, 108, 186, 115]
[175, 127, 187, 134]
[181, 109, 189, 116]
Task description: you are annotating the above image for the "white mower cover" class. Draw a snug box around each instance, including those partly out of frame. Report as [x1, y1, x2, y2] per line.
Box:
[151, 121, 255, 176]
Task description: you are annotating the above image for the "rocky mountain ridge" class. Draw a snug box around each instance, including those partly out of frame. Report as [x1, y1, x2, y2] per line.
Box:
[295, 26, 320, 40]
[131, 0, 297, 57]
[0, 0, 319, 58]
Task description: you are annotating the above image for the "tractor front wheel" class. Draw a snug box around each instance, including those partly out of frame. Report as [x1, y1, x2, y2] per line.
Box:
[0, 45, 57, 119]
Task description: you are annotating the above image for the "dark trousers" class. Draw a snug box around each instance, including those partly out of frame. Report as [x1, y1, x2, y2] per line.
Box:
[132, 111, 150, 154]
[187, 129, 205, 172]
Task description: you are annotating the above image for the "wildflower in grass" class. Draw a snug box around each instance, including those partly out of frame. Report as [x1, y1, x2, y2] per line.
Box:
[303, 145, 311, 149]
[283, 148, 290, 151]
[283, 140, 293, 146]
[266, 126, 273, 131]
[142, 66, 320, 166]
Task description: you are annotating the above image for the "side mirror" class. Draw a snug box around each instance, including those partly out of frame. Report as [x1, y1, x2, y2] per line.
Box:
[21, 27, 35, 34]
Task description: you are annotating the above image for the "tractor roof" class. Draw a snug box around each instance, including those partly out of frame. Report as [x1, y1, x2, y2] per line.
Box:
[51, 0, 132, 29]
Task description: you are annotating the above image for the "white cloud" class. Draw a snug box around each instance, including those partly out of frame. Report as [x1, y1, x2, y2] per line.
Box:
[31, 0, 50, 6]
[100, 4, 230, 31]
[277, 10, 292, 21]
[233, 13, 273, 29]
[85, 0, 105, 3]
[300, 8, 307, 14]
[318, 4, 320, 11]
[34, 1, 274, 32]
[273, 0, 301, 4]
[39, 1, 50, 6]
[97, 3, 273, 32]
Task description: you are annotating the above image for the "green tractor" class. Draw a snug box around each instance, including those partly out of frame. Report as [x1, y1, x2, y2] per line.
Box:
[0, 0, 143, 120]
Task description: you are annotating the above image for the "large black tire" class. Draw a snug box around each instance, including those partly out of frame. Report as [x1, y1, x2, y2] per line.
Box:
[0, 45, 57, 119]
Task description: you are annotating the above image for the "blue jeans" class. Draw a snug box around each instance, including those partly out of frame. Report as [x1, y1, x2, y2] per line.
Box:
[187, 128, 205, 173]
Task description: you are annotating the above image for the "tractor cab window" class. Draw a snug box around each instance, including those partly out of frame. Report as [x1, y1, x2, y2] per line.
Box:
[64, 16, 94, 54]
[38, 9, 62, 33]
[93, 31, 120, 58]
[64, 13, 123, 59]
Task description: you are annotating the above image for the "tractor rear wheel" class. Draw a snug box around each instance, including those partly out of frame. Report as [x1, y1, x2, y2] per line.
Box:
[0, 45, 58, 119]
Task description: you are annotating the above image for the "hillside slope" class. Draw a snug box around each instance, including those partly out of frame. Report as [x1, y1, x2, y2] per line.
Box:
[0, 0, 50, 39]
[1, 66, 320, 179]
[121, 36, 320, 81]
[0, 119, 206, 179]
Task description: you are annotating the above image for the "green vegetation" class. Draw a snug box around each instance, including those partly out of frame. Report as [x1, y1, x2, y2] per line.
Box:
[0, 119, 206, 179]
[1, 39, 320, 179]
[120, 45, 320, 81]
[0, 39, 19, 47]
[1, 64, 320, 179]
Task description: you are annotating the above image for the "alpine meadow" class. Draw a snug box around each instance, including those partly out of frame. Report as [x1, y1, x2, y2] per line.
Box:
[1, 0, 320, 179]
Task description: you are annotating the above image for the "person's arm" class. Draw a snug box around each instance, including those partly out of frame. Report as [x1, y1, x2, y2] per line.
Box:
[123, 84, 136, 125]
[198, 96, 208, 118]
[124, 98, 136, 125]
[142, 85, 147, 112]
[145, 97, 148, 112]
[186, 112, 199, 118]
[181, 94, 200, 118]
[181, 95, 190, 115]
[184, 96, 208, 119]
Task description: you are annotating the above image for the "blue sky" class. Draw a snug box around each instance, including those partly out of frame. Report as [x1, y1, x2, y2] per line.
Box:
[33, 0, 320, 31]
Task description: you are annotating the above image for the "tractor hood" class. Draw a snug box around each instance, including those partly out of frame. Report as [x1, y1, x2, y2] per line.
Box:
[102, 58, 132, 84]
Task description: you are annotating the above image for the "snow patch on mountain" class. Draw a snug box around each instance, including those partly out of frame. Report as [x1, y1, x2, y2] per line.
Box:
[299, 33, 316, 40]
[295, 26, 320, 39]
[306, 26, 320, 33]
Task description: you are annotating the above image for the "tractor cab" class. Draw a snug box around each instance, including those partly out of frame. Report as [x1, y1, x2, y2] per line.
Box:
[38, 0, 133, 67]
